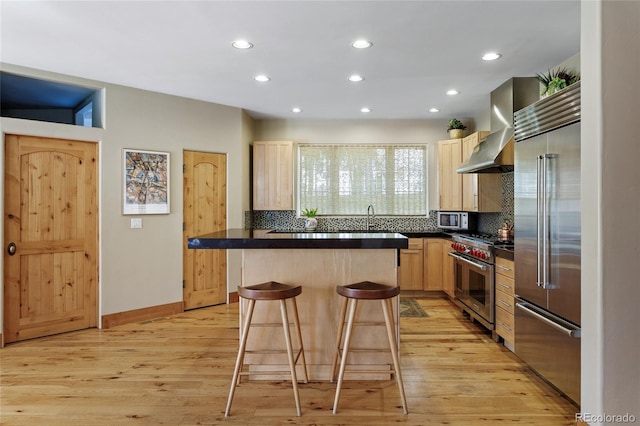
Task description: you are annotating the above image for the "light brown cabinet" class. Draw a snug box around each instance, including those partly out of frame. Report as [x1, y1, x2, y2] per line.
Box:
[424, 239, 444, 291]
[399, 237, 453, 293]
[461, 132, 502, 212]
[438, 139, 463, 211]
[442, 240, 455, 298]
[252, 141, 294, 210]
[399, 238, 449, 292]
[495, 256, 515, 346]
[438, 132, 502, 212]
[398, 239, 424, 290]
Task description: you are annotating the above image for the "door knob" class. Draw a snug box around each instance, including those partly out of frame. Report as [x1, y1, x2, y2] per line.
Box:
[7, 242, 16, 256]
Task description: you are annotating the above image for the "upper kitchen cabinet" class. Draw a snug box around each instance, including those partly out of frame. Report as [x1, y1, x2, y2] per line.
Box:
[439, 132, 502, 212]
[252, 141, 294, 210]
[461, 132, 502, 212]
[438, 138, 463, 211]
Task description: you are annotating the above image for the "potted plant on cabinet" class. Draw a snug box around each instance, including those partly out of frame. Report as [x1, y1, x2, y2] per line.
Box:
[301, 208, 318, 231]
[447, 119, 467, 139]
[536, 67, 580, 97]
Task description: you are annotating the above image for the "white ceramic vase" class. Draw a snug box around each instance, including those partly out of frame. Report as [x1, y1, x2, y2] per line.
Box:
[304, 217, 317, 232]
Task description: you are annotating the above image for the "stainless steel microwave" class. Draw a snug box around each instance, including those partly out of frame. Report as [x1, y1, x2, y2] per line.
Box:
[437, 211, 476, 230]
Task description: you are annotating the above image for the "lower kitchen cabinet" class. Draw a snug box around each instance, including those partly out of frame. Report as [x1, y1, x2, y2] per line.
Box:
[442, 240, 455, 298]
[495, 256, 516, 349]
[398, 238, 424, 290]
[399, 237, 453, 294]
[424, 238, 444, 291]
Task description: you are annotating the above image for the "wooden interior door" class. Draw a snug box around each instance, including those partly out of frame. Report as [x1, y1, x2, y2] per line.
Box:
[183, 151, 227, 309]
[3, 135, 98, 344]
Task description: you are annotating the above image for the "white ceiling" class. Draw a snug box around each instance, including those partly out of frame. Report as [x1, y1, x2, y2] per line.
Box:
[0, 1, 580, 120]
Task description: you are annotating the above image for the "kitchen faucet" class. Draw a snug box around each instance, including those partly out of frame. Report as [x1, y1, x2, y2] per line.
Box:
[367, 204, 375, 230]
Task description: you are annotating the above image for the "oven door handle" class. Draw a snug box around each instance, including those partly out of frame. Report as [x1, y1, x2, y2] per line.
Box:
[447, 252, 488, 271]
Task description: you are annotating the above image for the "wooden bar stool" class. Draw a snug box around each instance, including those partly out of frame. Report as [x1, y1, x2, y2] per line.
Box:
[225, 281, 308, 417]
[330, 281, 408, 415]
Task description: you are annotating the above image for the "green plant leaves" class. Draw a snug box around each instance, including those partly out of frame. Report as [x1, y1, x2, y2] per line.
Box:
[301, 207, 318, 217]
[536, 67, 580, 96]
[447, 118, 466, 131]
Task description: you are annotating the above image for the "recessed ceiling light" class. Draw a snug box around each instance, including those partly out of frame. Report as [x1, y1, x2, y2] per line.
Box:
[348, 74, 364, 82]
[291, 107, 302, 113]
[232, 40, 253, 49]
[361, 107, 371, 113]
[429, 108, 440, 113]
[482, 52, 502, 61]
[254, 75, 270, 82]
[352, 39, 373, 49]
[446, 89, 460, 96]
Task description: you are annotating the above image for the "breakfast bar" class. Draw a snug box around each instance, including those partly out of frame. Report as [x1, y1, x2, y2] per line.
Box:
[188, 229, 408, 380]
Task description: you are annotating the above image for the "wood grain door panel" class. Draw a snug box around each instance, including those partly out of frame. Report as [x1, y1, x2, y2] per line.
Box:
[183, 151, 227, 309]
[4, 135, 98, 343]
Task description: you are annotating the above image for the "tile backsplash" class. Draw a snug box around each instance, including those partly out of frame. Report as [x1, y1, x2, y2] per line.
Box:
[249, 172, 514, 235]
[250, 209, 440, 232]
[477, 172, 514, 234]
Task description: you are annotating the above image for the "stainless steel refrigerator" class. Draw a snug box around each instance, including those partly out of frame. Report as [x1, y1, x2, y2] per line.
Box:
[513, 81, 581, 405]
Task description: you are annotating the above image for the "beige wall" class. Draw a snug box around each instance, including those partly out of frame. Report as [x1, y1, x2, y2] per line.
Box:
[582, 0, 640, 421]
[254, 117, 483, 211]
[0, 63, 250, 324]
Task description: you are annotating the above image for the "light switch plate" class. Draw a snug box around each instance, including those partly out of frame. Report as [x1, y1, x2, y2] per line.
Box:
[130, 218, 143, 229]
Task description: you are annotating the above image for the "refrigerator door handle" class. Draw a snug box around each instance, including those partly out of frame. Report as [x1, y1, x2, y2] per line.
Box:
[516, 301, 581, 338]
[543, 153, 558, 290]
[542, 155, 549, 289]
[536, 155, 544, 287]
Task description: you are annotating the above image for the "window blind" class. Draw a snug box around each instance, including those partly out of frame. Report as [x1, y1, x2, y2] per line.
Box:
[299, 144, 427, 216]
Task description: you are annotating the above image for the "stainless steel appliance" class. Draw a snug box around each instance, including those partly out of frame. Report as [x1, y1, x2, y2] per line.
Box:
[513, 81, 581, 405]
[448, 234, 512, 336]
[457, 77, 539, 174]
[437, 211, 476, 231]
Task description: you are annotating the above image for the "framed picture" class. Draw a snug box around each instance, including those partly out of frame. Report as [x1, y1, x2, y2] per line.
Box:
[123, 149, 170, 215]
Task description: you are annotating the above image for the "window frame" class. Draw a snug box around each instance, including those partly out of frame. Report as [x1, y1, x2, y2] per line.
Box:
[297, 143, 429, 217]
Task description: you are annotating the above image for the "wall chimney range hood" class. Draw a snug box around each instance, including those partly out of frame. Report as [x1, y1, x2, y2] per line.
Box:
[457, 77, 539, 174]
[457, 127, 515, 173]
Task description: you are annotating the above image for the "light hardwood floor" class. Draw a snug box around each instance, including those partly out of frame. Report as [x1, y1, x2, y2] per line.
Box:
[0, 298, 579, 425]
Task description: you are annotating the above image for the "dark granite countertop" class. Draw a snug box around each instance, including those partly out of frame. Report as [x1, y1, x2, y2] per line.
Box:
[399, 231, 451, 239]
[495, 246, 515, 261]
[188, 228, 410, 250]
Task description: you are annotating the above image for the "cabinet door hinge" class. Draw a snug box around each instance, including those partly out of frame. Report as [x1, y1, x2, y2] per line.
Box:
[183, 222, 186, 231]
[182, 280, 186, 289]
[183, 164, 186, 173]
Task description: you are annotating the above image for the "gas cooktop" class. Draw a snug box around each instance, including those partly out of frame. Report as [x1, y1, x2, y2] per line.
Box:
[450, 233, 513, 264]
[452, 233, 513, 247]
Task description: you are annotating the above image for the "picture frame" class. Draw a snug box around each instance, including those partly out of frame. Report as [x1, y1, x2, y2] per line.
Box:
[123, 149, 170, 215]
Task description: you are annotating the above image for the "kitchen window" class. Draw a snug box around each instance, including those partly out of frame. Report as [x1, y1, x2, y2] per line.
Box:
[298, 144, 427, 216]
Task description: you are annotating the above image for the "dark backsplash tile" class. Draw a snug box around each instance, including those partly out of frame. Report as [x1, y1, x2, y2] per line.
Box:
[251, 210, 440, 232]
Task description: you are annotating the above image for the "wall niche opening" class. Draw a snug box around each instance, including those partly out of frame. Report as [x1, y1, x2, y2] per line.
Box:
[1, 72, 102, 128]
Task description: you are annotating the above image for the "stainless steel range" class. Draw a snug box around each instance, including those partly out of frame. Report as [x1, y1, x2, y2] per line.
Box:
[448, 234, 513, 338]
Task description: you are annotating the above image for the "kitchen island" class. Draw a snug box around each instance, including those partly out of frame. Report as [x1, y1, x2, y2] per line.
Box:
[188, 229, 408, 380]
